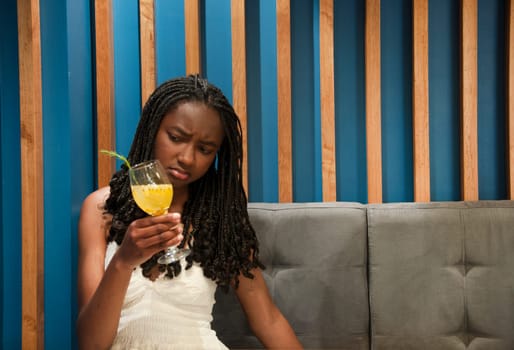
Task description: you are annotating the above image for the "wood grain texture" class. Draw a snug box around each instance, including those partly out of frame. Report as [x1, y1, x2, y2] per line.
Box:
[94, 0, 115, 188]
[320, 0, 337, 202]
[17, 0, 45, 348]
[185, 0, 201, 75]
[276, 0, 293, 202]
[231, 0, 249, 193]
[508, 0, 514, 199]
[412, 0, 430, 202]
[460, 0, 479, 200]
[139, 0, 156, 105]
[365, 0, 383, 203]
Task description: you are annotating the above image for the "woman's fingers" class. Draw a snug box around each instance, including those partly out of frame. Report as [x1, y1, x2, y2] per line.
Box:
[125, 214, 184, 249]
[132, 212, 181, 228]
[139, 224, 184, 249]
[117, 212, 186, 265]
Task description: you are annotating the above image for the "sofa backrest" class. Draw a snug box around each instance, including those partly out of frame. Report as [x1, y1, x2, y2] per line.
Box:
[212, 202, 370, 349]
[212, 200, 514, 350]
[367, 200, 514, 350]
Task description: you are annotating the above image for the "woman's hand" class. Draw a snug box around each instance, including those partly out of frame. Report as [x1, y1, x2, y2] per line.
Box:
[115, 212, 184, 269]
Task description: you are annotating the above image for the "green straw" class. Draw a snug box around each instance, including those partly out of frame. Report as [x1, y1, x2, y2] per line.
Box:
[100, 149, 131, 169]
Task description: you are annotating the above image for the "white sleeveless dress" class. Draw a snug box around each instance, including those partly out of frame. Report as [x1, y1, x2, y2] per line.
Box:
[105, 242, 229, 350]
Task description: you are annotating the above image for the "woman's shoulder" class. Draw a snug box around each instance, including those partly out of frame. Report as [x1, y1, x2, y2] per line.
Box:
[79, 187, 112, 241]
[82, 186, 110, 209]
[79, 186, 111, 223]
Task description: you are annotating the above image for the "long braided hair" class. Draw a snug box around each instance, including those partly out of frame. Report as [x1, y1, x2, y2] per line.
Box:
[104, 75, 263, 290]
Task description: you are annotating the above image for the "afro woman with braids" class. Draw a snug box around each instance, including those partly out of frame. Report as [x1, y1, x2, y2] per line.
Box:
[77, 76, 302, 349]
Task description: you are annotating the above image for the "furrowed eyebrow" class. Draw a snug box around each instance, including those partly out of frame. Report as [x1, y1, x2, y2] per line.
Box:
[170, 126, 191, 138]
[169, 127, 220, 148]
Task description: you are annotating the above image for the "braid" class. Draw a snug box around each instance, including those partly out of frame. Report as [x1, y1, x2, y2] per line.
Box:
[104, 75, 263, 289]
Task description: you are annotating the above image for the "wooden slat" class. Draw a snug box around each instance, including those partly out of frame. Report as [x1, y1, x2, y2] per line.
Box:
[17, 0, 45, 348]
[231, 0, 249, 193]
[460, 0, 479, 200]
[365, 0, 383, 203]
[412, 0, 430, 202]
[276, 0, 293, 202]
[94, 0, 115, 188]
[508, 0, 514, 199]
[185, 0, 201, 75]
[319, 0, 337, 202]
[139, 0, 156, 105]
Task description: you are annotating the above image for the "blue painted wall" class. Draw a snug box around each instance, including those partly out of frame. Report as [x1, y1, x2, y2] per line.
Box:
[0, 0, 510, 348]
[39, 0, 94, 348]
[0, 1, 21, 348]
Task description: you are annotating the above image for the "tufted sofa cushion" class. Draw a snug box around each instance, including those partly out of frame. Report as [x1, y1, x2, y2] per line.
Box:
[212, 202, 370, 349]
[367, 201, 514, 350]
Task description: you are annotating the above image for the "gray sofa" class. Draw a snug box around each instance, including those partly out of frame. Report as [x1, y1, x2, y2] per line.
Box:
[212, 201, 514, 350]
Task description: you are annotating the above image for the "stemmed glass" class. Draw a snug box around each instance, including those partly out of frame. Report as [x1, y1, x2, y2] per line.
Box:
[129, 159, 191, 264]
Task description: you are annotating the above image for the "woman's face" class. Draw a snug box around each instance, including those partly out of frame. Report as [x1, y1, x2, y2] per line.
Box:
[153, 101, 224, 192]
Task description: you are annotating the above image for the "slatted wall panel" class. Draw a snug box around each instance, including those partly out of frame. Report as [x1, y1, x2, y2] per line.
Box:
[319, 0, 337, 201]
[185, 0, 201, 75]
[509, 0, 514, 199]
[95, 0, 115, 188]
[139, 0, 156, 104]
[231, 0, 249, 190]
[412, 0, 430, 202]
[276, 0, 293, 202]
[93, 0, 511, 203]
[365, 0, 383, 203]
[17, 0, 45, 348]
[461, 0, 479, 200]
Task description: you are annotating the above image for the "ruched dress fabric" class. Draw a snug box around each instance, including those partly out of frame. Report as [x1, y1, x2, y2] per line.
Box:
[105, 242, 229, 350]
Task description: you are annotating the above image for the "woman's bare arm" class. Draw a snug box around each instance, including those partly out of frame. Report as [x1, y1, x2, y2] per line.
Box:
[235, 268, 303, 349]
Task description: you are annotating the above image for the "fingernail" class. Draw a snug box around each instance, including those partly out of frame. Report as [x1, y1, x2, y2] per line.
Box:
[170, 212, 181, 220]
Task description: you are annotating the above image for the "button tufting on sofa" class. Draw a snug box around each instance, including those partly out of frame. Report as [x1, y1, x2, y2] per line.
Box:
[212, 201, 514, 349]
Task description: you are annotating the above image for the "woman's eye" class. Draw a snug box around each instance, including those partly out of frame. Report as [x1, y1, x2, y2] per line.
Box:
[168, 133, 180, 142]
[199, 146, 213, 155]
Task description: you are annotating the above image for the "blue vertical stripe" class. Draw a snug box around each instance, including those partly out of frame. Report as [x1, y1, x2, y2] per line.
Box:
[334, 0, 367, 202]
[67, 1, 94, 348]
[313, 0, 322, 201]
[113, 0, 141, 162]
[381, 0, 413, 202]
[40, 0, 72, 347]
[291, 0, 316, 202]
[245, 0, 264, 201]
[258, 0, 278, 202]
[477, 0, 506, 199]
[245, 0, 278, 202]
[202, 0, 233, 100]
[0, 0, 21, 348]
[155, 0, 186, 84]
[40, 0, 93, 348]
[429, 0, 461, 201]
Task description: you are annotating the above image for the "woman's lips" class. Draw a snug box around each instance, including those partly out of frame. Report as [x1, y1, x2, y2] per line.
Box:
[170, 168, 189, 181]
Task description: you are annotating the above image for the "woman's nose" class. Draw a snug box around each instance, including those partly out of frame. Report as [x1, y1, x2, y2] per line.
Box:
[177, 144, 194, 166]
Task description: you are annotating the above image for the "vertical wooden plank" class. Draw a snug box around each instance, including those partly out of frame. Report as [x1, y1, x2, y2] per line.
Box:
[276, 0, 293, 202]
[460, 0, 479, 200]
[140, 0, 156, 105]
[319, 0, 337, 202]
[508, 0, 514, 199]
[365, 0, 383, 203]
[231, 0, 249, 193]
[95, 0, 116, 188]
[17, 0, 44, 348]
[412, 0, 430, 202]
[185, 0, 201, 75]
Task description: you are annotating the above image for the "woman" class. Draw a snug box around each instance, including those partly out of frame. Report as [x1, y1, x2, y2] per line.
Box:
[77, 76, 302, 349]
